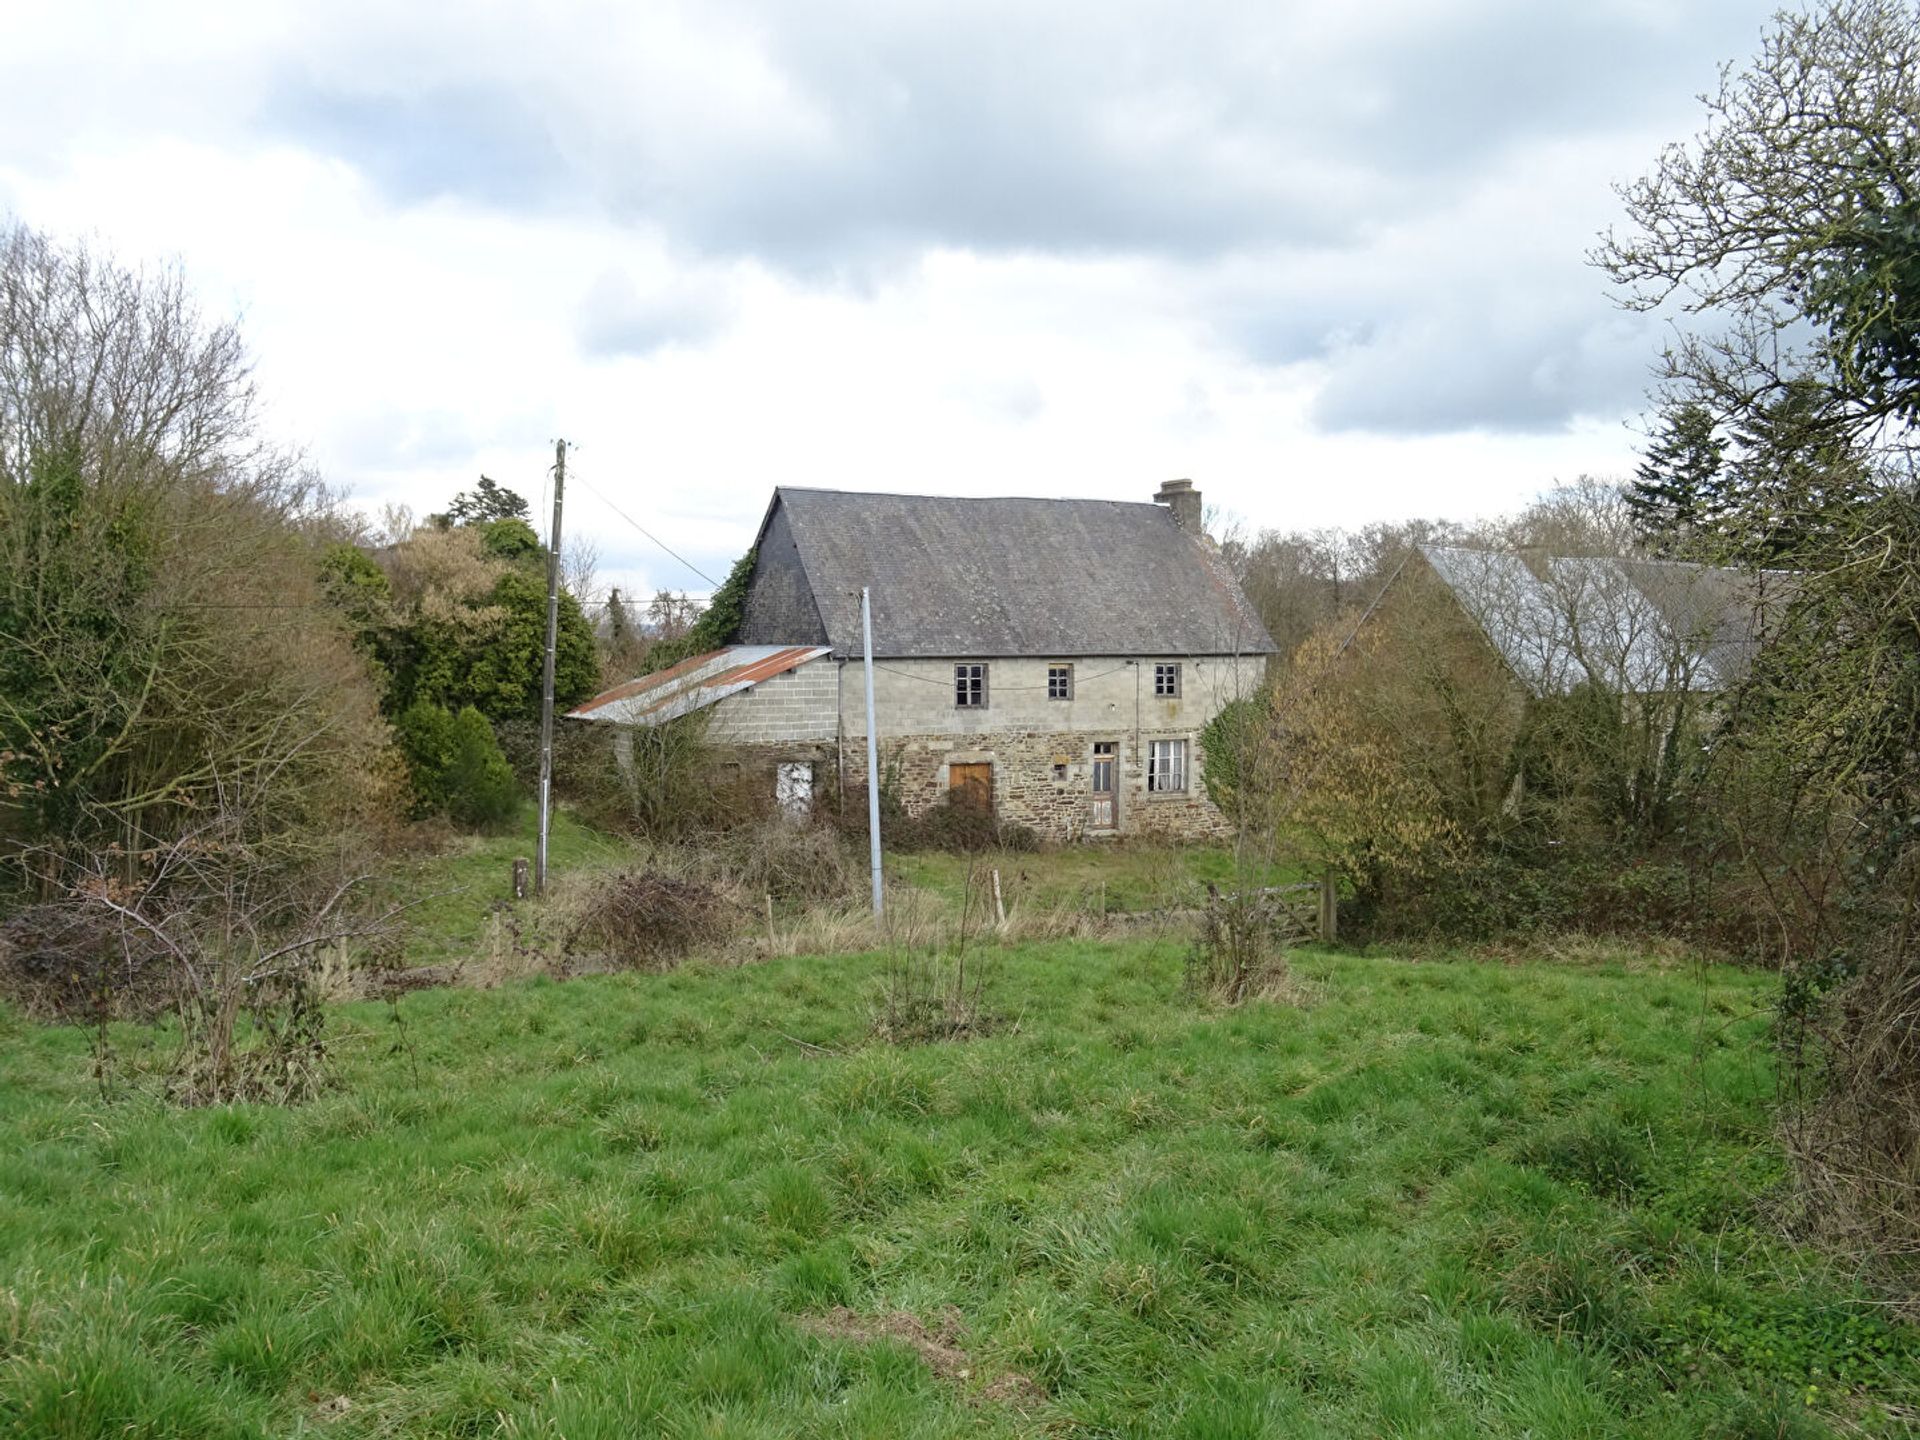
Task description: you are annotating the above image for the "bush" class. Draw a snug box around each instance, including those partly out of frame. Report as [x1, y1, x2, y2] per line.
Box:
[833, 786, 1040, 855]
[561, 869, 735, 968]
[397, 701, 520, 830]
[504, 713, 758, 840]
[0, 903, 171, 1022]
[1184, 889, 1303, 1005]
[715, 820, 854, 905]
[443, 707, 521, 829]
[871, 949, 996, 1043]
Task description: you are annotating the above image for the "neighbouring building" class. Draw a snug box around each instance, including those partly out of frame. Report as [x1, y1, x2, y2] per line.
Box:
[568, 481, 1278, 840]
[1405, 544, 1782, 697]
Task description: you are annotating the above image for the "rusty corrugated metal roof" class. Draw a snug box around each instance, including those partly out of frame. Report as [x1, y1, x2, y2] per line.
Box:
[567, 645, 832, 726]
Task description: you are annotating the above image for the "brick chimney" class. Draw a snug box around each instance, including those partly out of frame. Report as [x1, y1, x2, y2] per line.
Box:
[1154, 478, 1202, 535]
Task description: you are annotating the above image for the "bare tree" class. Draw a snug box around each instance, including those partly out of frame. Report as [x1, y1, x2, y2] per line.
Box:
[42, 788, 410, 1104]
[1593, 0, 1920, 449]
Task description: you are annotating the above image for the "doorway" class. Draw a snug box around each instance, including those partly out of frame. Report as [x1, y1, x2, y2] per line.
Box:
[1089, 741, 1118, 831]
[949, 762, 993, 814]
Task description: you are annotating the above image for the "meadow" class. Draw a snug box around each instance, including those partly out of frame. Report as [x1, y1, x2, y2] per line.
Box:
[3, 931, 1916, 1438]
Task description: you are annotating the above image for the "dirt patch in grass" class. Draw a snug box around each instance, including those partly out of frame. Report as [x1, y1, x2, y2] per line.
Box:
[797, 1306, 1045, 1408]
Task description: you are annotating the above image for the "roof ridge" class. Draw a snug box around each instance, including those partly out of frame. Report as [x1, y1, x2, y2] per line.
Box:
[777, 485, 1168, 510]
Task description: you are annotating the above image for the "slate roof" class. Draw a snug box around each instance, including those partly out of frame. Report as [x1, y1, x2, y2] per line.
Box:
[1418, 545, 1774, 696]
[762, 487, 1278, 658]
[568, 645, 831, 726]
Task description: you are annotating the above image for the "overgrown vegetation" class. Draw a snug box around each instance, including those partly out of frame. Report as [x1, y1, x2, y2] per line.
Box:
[3, 944, 1914, 1435]
[0, 225, 395, 889]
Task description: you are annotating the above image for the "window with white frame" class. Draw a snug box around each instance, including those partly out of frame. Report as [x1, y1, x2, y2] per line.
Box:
[1047, 663, 1073, 700]
[955, 663, 988, 708]
[1147, 738, 1188, 793]
[1154, 662, 1182, 697]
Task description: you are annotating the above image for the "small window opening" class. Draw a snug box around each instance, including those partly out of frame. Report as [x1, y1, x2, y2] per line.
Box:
[1047, 664, 1074, 700]
[955, 663, 987, 708]
[1154, 663, 1182, 698]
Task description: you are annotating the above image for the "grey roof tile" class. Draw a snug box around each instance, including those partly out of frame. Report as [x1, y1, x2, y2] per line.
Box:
[770, 487, 1277, 658]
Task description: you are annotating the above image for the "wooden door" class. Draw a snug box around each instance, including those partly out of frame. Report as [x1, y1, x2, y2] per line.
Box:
[949, 763, 992, 814]
[1089, 742, 1117, 830]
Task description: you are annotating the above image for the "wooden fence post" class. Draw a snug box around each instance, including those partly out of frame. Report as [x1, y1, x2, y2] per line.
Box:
[512, 857, 530, 900]
[1317, 871, 1338, 943]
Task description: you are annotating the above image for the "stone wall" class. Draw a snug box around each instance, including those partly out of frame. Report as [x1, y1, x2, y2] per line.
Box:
[835, 726, 1233, 842]
[697, 652, 1262, 842]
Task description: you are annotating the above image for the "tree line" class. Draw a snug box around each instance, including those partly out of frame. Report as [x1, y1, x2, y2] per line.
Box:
[1215, 0, 1919, 1301]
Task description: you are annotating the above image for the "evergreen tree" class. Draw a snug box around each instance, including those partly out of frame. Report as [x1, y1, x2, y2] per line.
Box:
[1628, 402, 1726, 554]
[439, 476, 530, 526]
[1720, 378, 1877, 564]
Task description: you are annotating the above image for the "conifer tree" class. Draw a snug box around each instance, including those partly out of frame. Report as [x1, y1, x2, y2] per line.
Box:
[1628, 402, 1727, 554]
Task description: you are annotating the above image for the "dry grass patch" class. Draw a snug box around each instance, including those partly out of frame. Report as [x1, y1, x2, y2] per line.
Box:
[796, 1307, 1046, 1409]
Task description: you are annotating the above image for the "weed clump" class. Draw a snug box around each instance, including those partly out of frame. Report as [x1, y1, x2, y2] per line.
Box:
[871, 863, 999, 1043]
[871, 950, 996, 1044]
[715, 821, 854, 905]
[1184, 888, 1305, 1005]
[562, 869, 734, 969]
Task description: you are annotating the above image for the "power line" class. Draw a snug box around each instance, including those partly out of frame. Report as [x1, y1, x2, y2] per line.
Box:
[567, 468, 720, 588]
[871, 660, 1135, 692]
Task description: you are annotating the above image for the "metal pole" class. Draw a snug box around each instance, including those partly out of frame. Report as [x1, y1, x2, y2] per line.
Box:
[536, 439, 566, 894]
[862, 586, 883, 916]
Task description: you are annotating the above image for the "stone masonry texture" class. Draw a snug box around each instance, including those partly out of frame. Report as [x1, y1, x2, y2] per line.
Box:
[703, 654, 1261, 842]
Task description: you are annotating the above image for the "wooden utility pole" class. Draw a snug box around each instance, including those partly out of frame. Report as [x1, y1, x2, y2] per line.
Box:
[536, 439, 567, 894]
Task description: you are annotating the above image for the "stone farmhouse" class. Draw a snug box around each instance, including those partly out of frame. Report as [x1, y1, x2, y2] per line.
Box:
[569, 481, 1278, 841]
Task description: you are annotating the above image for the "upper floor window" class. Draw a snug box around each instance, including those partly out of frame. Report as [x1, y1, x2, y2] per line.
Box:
[1154, 662, 1182, 698]
[1047, 664, 1074, 700]
[955, 663, 988, 708]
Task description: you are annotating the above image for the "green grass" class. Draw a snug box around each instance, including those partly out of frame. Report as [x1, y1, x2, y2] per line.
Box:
[382, 807, 637, 968]
[3, 942, 1915, 1437]
[893, 842, 1301, 914]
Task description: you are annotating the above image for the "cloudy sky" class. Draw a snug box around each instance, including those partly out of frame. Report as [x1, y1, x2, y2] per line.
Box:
[2, 1, 1776, 601]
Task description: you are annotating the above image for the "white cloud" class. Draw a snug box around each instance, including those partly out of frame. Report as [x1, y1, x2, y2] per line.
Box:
[0, 0, 1781, 607]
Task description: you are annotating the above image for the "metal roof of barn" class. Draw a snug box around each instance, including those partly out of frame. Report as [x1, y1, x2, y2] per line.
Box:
[1418, 545, 1774, 697]
[567, 645, 831, 727]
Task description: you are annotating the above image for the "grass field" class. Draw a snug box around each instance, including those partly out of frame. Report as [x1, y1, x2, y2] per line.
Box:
[377, 809, 1297, 975]
[2, 940, 1916, 1437]
[891, 844, 1300, 916]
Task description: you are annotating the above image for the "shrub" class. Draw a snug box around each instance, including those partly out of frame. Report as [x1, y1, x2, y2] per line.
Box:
[833, 786, 1040, 855]
[442, 707, 521, 829]
[715, 820, 855, 905]
[396, 702, 520, 830]
[1184, 888, 1303, 1005]
[0, 903, 171, 1022]
[872, 950, 996, 1043]
[561, 869, 735, 969]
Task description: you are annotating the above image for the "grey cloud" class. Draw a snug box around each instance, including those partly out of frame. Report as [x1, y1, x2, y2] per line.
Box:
[577, 269, 735, 357]
[1309, 303, 1658, 435]
[259, 1, 1769, 269]
[267, 82, 573, 212]
[253, 0, 1769, 439]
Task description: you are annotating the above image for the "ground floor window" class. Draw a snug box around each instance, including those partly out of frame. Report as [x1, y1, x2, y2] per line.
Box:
[1147, 738, 1188, 793]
